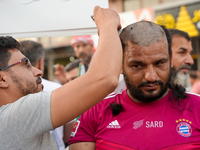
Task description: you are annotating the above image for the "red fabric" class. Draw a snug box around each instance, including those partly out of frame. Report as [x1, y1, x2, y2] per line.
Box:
[161, 142, 200, 150]
[96, 139, 137, 150]
[70, 35, 93, 47]
[69, 90, 200, 149]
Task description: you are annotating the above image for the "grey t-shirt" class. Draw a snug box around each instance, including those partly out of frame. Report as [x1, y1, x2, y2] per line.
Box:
[0, 91, 58, 150]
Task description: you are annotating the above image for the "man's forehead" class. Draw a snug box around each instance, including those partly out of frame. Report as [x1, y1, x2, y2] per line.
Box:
[74, 41, 87, 45]
[125, 40, 168, 53]
[172, 36, 192, 51]
[124, 41, 169, 61]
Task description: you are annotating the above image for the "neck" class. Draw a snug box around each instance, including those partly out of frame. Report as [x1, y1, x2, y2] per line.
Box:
[0, 90, 22, 107]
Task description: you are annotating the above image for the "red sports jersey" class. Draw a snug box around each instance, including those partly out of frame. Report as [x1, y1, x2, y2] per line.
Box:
[69, 90, 200, 149]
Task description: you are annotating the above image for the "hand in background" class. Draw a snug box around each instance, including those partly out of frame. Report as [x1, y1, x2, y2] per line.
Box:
[54, 64, 68, 85]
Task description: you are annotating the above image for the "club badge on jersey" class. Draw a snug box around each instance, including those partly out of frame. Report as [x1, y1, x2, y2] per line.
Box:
[176, 119, 192, 137]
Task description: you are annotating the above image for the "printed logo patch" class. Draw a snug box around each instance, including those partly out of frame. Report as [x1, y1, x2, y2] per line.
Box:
[133, 119, 144, 129]
[107, 120, 121, 129]
[71, 120, 80, 137]
[176, 121, 192, 137]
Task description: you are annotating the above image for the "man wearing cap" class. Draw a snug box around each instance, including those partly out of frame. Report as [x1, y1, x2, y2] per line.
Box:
[71, 35, 94, 65]
[54, 35, 94, 85]
[55, 35, 126, 92]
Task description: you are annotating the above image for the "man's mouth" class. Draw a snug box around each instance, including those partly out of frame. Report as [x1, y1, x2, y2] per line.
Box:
[37, 79, 42, 84]
[180, 68, 190, 74]
[142, 84, 159, 90]
[180, 65, 191, 73]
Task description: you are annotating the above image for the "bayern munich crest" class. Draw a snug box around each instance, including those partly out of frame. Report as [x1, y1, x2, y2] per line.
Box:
[176, 122, 192, 137]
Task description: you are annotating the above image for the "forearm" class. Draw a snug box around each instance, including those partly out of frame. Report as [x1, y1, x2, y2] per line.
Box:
[89, 7, 122, 83]
[69, 142, 95, 150]
[89, 23, 122, 83]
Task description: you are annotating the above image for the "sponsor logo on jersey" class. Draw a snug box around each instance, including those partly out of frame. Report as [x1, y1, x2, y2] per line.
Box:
[107, 120, 121, 129]
[71, 120, 80, 137]
[133, 119, 144, 129]
[176, 121, 192, 137]
[146, 121, 163, 128]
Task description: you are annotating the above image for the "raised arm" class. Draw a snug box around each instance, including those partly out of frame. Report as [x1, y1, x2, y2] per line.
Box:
[69, 142, 95, 150]
[51, 6, 122, 128]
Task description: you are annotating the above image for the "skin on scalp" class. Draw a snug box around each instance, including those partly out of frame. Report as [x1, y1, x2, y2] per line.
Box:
[120, 21, 168, 48]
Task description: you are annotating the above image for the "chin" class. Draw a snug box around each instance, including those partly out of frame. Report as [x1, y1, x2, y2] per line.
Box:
[143, 88, 160, 94]
[38, 84, 44, 92]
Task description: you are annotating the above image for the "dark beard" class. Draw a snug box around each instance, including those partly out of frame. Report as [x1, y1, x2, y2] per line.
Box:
[10, 72, 39, 96]
[123, 69, 171, 103]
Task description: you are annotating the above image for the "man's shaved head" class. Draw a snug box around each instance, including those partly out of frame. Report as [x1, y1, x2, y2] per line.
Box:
[120, 21, 171, 52]
[120, 21, 173, 104]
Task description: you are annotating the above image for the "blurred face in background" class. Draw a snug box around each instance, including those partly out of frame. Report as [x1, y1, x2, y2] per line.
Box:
[171, 36, 194, 88]
[65, 67, 79, 82]
[73, 42, 93, 64]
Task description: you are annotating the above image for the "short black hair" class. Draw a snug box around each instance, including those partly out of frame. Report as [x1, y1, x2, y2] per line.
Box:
[65, 59, 88, 73]
[168, 29, 191, 41]
[0, 36, 20, 71]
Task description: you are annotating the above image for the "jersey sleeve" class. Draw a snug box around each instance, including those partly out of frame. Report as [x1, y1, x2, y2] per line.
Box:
[68, 106, 99, 145]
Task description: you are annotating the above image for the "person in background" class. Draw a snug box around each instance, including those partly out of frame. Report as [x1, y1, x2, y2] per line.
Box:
[55, 35, 125, 92]
[70, 35, 94, 65]
[168, 29, 194, 91]
[54, 59, 88, 85]
[65, 59, 88, 82]
[20, 40, 75, 150]
[68, 21, 200, 150]
[54, 34, 93, 84]
[189, 70, 200, 95]
[0, 6, 122, 149]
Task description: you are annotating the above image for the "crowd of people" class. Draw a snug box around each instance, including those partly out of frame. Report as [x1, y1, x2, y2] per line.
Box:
[0, 5, 200, 150]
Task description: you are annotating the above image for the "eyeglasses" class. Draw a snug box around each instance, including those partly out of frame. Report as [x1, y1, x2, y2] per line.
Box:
[0, 58, 30, 71]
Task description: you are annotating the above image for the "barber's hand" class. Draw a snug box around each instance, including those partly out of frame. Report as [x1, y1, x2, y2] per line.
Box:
[93, 6, 121, 35]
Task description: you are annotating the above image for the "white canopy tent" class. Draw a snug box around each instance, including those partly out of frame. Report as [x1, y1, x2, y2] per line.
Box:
[0, 0, 108, 38]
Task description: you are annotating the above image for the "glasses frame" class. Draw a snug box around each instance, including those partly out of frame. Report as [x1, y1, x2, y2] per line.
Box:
[0, 58, 29, 72]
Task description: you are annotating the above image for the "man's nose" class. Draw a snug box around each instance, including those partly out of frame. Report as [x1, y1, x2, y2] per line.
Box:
[144, 65, 158, 82]
[78, 46, 85, 52]
[32, 66, 43, 77]
[185, 54, 194, 66]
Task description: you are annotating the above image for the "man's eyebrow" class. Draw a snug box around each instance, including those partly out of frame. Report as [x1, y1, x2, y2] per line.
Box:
[179, 47, 188, 51]
[129, 60, 143, 64]
[129, 58, 168, 64]
[179, 47, 193, 53]
[155, 58, 168, 62]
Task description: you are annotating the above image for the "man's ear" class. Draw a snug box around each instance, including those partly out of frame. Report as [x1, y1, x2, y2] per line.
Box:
[0, 72, 9, 88]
